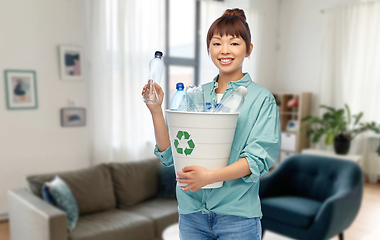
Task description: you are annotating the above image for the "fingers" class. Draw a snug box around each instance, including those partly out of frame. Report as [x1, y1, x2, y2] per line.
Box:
[176, 177, 188, 184]
[141, 84, 148, 96]
[154, 83, 164, 97]
[153, 83, 161, 90]
[182, 165, 196, 172]
[177, 178, 199, 192]
[177, 171, 187, 178]
[180, 184, 199, 192]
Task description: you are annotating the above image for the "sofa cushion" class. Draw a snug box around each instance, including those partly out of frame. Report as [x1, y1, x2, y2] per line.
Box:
[108, 159, 160, 208]
[42, 184, 57, 206]
[69, 209, 155, 240]
[46, 176, 79, 231]
[27, 164, 116, 215]
[261, 196, 322, 228]
[122, 198, 178, 237]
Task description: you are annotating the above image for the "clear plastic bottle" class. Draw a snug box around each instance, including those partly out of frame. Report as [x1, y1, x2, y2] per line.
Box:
[186, 85, 205, 112]
[170, 82, 187, 111]
[142, 51, 164, 104]
[215, 86, 248, 113]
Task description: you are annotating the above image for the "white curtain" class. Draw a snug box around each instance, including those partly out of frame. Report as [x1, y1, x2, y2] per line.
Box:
[319, 2, 380, 176]
[83, 0, 165, 164]
[199, 0, 263, 85]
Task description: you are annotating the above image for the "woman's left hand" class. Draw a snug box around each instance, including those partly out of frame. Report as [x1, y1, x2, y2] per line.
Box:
[177, 166, 214, 192]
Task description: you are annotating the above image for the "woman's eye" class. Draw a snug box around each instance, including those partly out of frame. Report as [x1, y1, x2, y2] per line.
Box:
[232, 43, 239, 46]
[213, 43, 221, 46]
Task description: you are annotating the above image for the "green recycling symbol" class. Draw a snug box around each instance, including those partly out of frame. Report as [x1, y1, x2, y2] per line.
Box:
[173, 130, 195, 156]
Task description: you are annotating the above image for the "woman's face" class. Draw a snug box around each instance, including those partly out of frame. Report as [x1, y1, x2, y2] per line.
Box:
[209, 34, 251, 76]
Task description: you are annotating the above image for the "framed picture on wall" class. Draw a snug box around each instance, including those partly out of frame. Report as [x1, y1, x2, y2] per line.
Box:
[59, 45, 83, 80]
[4, 69, 38, 110]
[60, 107, 86, 127]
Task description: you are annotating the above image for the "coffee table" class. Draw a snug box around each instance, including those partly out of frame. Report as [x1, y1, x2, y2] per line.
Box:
[162, 223, 179, 240]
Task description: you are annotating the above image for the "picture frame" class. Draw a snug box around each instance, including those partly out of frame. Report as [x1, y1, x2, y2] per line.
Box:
[59, 45, 83, 80]
[4, 69, 38, 110]
[60, 107, 86, 127]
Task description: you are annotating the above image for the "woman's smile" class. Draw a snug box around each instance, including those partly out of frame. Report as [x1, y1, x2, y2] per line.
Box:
[219, 58, 234, 65]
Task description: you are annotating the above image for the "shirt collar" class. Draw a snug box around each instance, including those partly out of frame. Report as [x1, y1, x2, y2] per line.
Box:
[212, 73, 253, 91]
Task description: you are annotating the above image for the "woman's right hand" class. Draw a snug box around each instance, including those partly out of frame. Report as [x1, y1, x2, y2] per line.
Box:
[142, 81, 164, 114]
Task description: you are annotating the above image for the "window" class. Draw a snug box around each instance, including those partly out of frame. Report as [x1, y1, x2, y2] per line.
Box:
[164, 0, 200, 107]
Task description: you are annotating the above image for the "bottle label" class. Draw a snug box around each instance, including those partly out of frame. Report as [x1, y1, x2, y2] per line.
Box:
[173, 130, 196, 156]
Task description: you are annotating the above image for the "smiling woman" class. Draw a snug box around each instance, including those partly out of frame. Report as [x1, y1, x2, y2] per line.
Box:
[206, 9, 253, 94]
[144, 8, 280, 240]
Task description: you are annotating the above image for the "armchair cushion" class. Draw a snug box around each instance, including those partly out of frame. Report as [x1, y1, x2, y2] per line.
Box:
[261, 196, 322, 228]
[260, 154, 363, 240]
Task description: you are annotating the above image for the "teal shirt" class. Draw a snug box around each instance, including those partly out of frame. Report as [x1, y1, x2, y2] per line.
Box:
[154, 73, 281, 218]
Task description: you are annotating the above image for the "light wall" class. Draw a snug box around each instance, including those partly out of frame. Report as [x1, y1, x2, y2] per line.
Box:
[250, 0, 281, 91]
[0, 0, 89, 217]
[273, 0, 360, 114]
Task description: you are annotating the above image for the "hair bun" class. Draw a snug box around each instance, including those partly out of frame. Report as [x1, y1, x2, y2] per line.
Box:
[222, 8, 246, 21]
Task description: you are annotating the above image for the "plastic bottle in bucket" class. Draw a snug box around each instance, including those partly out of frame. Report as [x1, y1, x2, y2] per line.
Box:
[142, 51, 164, 104]
[186, 85, 205, 112]
[170, 82, 187, 111]
[215, 86, 248, 113]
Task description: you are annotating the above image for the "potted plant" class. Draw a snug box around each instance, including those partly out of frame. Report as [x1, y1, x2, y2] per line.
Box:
[302, 104, 368, 155]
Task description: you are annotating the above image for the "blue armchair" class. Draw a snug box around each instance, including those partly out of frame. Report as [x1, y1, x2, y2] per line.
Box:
[260, 154, 363, 240]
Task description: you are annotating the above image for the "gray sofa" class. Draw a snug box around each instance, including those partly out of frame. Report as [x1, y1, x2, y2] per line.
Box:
[8, 158, 178, 240]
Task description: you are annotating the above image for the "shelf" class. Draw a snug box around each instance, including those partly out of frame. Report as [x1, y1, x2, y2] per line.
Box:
[273, 92, 312, 161]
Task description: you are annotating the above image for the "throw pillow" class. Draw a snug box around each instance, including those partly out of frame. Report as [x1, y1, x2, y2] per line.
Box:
[158, 165, 177, 198]
[46, 176, 79, 231]
[42, 184, 56, 206]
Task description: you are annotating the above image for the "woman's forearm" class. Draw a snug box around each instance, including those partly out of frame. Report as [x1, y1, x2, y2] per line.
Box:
[151, 108, 171, 152]
[209, 158, 251, 183]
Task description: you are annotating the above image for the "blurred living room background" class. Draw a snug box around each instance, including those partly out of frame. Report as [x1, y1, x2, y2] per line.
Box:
[1, 0, 380, 239]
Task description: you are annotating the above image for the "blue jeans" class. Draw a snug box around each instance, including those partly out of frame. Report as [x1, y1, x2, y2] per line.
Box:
[179, 211, 262, 240]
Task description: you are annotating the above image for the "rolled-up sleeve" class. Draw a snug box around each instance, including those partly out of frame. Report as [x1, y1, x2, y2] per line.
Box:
[239, 101, 281, 183]
[154, 145, 174, 167]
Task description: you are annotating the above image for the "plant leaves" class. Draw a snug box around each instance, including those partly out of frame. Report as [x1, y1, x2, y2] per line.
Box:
[345, 104, 351, 126]
[353, 112, 363, 126]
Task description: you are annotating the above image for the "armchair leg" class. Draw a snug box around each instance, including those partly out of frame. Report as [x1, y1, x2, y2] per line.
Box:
[339, 232, 344, 240]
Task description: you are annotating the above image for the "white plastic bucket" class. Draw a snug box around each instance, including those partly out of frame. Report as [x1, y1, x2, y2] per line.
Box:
[165, 110, 239, 188]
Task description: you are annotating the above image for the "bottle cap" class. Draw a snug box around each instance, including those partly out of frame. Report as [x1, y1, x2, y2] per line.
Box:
[155, 51, 163, 58]
[236, 86, 248, 97]
[206, 102, 212, 109]
[176, 82, 184, 90]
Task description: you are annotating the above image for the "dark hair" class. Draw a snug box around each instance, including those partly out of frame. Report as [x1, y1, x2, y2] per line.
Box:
[207, 8, 251, 54]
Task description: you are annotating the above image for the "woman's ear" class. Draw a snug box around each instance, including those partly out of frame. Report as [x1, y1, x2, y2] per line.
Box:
[245, 43, 253, 58]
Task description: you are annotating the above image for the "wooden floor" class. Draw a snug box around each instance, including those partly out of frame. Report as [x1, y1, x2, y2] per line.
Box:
[0, 182, 379, 240]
